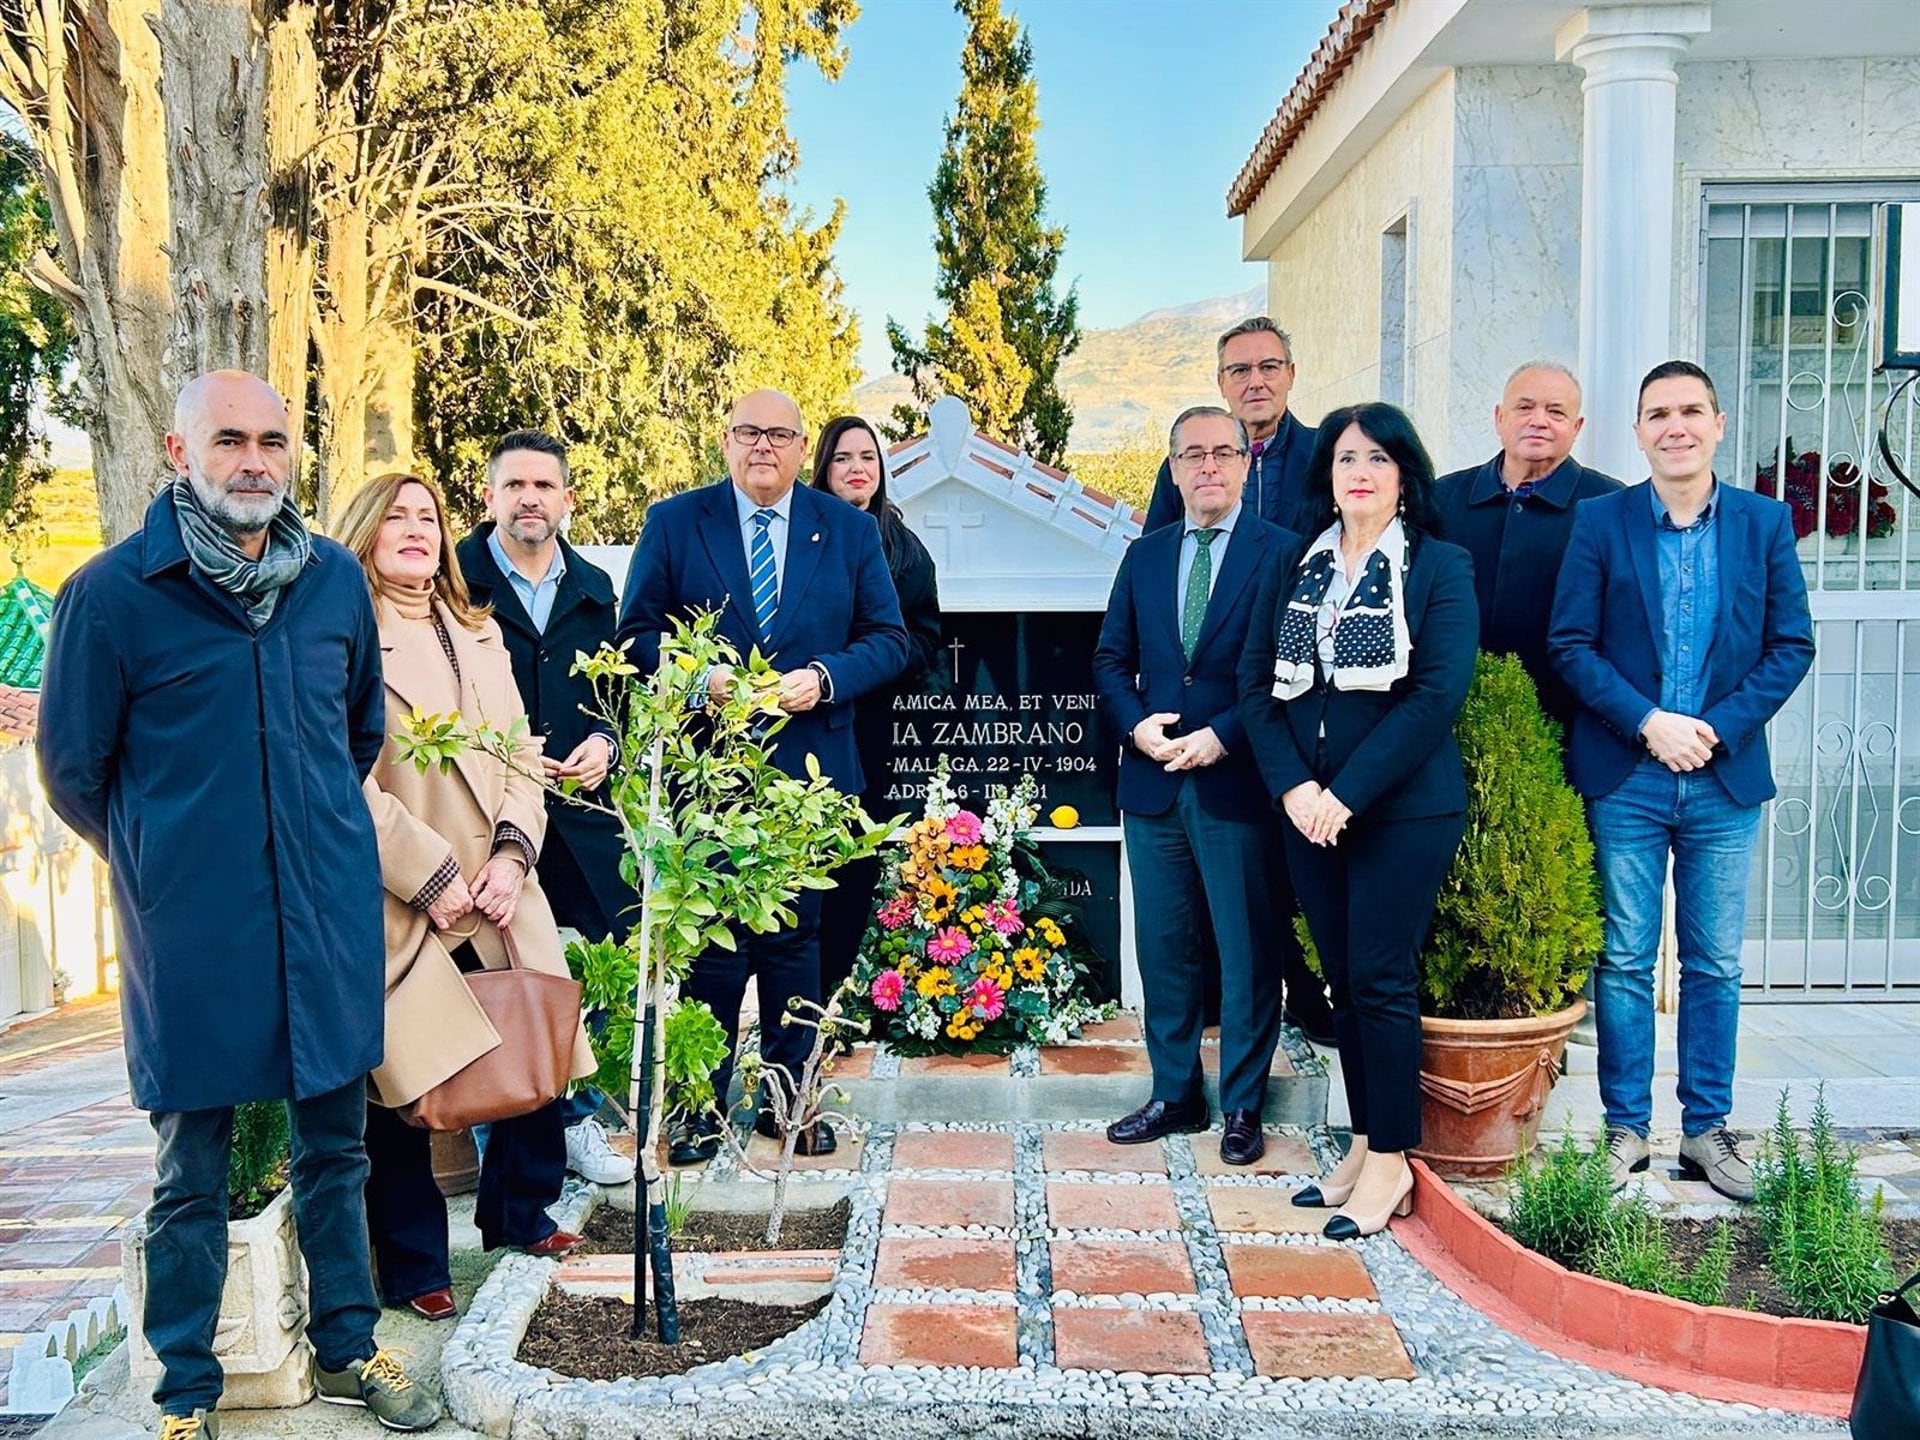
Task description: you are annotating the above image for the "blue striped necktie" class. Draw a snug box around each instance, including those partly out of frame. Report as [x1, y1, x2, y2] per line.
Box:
[749, 507, 778, 640]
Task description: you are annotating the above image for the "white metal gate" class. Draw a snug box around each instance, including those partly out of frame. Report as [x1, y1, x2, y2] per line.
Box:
[1701, 183, 1920, 999]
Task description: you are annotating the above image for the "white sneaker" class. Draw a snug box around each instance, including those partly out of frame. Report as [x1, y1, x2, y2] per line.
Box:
[564, 1117, 636, 1185]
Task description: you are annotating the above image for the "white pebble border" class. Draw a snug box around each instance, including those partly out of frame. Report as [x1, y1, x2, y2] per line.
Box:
[440, 1122, 1845, 1438]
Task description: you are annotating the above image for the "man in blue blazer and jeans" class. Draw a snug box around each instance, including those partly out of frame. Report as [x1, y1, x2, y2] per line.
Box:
[1549, 361, 1814, 1200]
[619, 389, 909, 1162]
[1094, 406, 1295, 1165]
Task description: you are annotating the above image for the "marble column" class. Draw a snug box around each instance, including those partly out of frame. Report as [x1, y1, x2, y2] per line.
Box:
[1556, 2, 1712, 481]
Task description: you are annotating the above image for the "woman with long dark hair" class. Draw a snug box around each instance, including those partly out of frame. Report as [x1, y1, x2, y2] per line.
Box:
[1237, 403, 1478, 1239]
[809, 416, 943, 998]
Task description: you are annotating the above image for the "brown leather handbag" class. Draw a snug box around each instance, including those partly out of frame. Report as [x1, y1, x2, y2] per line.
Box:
[403, 924, 583, 1132]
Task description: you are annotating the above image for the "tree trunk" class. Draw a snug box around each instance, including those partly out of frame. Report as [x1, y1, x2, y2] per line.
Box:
[312, 207, 413, 517]
[2, 1, 297, 543]
[264, 2, 318, 490]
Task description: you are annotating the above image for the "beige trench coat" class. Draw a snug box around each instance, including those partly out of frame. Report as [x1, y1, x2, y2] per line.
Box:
[363, 601, 596, 1107]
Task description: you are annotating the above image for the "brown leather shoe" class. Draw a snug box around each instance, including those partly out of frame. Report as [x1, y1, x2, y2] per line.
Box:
[491, 1229, 583, 1259]
[405, 1287, 457, 1322]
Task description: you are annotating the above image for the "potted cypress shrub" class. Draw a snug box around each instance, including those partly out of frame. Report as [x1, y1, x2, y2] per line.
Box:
[124, 1100, 314, 1405]
[1415, 653, 1601, 1177]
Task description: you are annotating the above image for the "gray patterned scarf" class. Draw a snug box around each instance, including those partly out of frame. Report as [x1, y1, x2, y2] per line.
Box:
[171, 476, 312, 628]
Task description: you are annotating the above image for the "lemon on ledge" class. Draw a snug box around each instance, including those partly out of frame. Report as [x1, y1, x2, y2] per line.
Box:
[1048, 804, 1080, 829]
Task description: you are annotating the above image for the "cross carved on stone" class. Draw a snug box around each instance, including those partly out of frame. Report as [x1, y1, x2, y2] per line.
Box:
[920, 497, 987, 567]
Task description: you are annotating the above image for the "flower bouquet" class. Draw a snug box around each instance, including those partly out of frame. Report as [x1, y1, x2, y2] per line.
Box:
[848, 762, 1109, 1053]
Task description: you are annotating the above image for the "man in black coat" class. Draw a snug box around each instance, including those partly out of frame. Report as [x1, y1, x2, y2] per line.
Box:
[1434, 362, 1623, 733]
[1142, 316, 1332, 1043]
[456, 429, 635, 1188]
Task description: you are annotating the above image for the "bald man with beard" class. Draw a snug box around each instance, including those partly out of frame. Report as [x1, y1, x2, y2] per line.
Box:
[618, 389, 909, 1163]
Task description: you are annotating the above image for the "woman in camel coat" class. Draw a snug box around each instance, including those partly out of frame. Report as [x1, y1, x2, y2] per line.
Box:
[335, 471, 595, 1322]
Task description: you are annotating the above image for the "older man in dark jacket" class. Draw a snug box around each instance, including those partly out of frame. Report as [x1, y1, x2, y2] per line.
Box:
[38, 372, 438, 1439]
[457, 429, 634, 1187]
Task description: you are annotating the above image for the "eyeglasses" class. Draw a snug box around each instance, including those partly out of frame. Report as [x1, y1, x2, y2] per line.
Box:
[1173, 445, 1248, 467]
[1219, 359, 1293, 384]
[729, 424, 802, 449]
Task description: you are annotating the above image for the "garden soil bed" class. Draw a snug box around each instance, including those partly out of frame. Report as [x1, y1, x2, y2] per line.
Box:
[577, 1197, 852, 1255]
[519, 1294, 829, 1380]
[1501, 1213, 1920, 1321]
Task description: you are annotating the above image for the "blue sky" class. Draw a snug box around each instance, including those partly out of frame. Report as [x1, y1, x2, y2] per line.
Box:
[783, 0, 1336, 377]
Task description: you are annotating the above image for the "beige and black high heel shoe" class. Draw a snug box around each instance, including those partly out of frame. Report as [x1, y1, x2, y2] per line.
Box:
[1323, 1164, 1415, 1240]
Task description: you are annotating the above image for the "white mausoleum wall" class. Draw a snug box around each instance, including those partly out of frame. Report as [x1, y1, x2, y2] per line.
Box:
[1265, 74, 1456, 445]
[1671, 56, 1920, 353]
[1443, 64, 1584, 472]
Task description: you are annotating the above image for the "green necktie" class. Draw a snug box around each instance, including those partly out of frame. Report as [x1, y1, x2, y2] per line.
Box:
[1181, 527, 1220, 657]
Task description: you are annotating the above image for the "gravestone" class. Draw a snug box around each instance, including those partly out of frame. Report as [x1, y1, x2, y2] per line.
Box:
[581, 395, 1149, 1001]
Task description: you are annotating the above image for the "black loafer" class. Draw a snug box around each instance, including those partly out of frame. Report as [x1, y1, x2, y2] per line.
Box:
[1106, 1096, 1208, 1145]
[668, 1117, 722, 1167]
[1219, 1110, 1265, 1166]
[754, 1112, 838, 1156]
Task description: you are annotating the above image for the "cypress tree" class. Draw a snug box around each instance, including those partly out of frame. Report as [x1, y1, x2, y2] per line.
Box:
[886, 0, 1080, 462]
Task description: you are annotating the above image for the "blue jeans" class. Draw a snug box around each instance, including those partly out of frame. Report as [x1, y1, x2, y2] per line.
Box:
[1590, 761, 1760, 1139]
[146, 1081, 380, 1415]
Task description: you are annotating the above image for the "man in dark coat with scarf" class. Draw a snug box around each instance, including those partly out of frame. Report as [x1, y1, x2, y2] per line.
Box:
[37, 371, 439, 1439]
[456, 428, 635, 1187]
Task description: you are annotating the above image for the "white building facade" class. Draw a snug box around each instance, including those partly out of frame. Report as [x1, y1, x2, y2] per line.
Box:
[1231, 0, 1920, 1000]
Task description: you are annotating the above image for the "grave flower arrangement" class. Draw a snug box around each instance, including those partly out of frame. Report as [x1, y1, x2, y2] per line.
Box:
[848, 762, 1107, 1053]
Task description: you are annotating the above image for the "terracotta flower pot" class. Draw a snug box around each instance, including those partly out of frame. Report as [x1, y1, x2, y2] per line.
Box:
[1414, 997, 1586, 1179]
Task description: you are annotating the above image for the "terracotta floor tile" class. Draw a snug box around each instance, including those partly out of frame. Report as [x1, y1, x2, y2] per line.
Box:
[1049, 1239, 1194, 1295]
[1198, 1041, 1295, 1080]
[884, 1177, 1015, 1229]
[1221, 1243, 1377, 1300]
[895, 1052, 1010, 1076]
[873, 1237, 1016, 1291]
[1074, 1015, 1145, 1042]
[824, 1046, 875, 1080]
[1205, 1185, 1332, 1235]
[890, 1131, 1014, 1172]
[742, 1129, 863, 1172]
[1042, 1132, 1167, 1174]
[858, 1302, 1017, 1368]
[1037, 1044, 1151, 1076]
[1242, 1312, 1415, 1380]
[1053, 1308, 1210, 1374]
[1046, 1180, 1179, 1231]
[1188, 1134, 1319, 1179]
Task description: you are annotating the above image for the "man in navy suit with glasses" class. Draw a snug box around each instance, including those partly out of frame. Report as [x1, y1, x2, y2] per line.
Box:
[618, 389, 908, 1164]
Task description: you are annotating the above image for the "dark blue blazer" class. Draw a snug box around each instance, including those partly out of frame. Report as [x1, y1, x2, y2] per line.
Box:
[457, 525, 631, 934]
[1236, 530, 1479, 822]
[615, 479, 909, 793]
[1546, 482, 1814, 806]
[1144, 410, 1318, 534]
[1093, 514, 1292, 824]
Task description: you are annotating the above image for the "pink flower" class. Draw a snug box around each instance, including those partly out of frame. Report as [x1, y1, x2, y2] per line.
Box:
[967, 975, 1006, 1021]
[985, 899, 1024, 936]
[945, 811, 984, 845]
[870, 970, 905, 1012]
[877, 895, 915, 931]
[927, 926, 975, 964]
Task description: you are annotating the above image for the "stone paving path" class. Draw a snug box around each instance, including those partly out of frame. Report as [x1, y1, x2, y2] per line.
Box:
[0, 1011, 149, 1409]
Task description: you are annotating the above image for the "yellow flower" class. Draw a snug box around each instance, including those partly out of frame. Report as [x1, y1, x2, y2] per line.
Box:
[1037, 917, 1066, 947]
[984, 963, 1013, 990]
[950, 844, 990, 872]
[916, 966, 955, 999]
[1014, 947, 1046, 981]
[1049, 805, 1080, 829]
[946, 1011, 982, 1041]
[920, 877, 958, 922]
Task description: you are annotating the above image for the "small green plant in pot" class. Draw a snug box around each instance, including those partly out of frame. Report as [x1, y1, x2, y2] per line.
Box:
[1416, 653, 1601, 1175]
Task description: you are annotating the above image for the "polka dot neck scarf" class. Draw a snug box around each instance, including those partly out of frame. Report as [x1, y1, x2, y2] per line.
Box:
[1269, 518, 1412, 700]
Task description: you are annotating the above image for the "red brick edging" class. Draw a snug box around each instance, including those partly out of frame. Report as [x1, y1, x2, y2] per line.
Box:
[1394, 1158, 1862, 1419]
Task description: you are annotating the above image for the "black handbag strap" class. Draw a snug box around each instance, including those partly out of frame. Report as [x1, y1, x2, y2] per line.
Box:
[1892, 1267, 1920, 1304]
